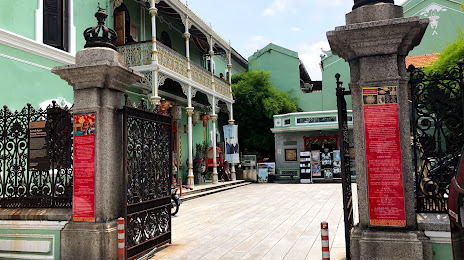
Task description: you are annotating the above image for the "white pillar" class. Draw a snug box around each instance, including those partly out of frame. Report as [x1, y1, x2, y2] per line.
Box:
[149, 0, 161, 106]
[211, 96, 218, 184]
[184, 17, 191, 79]
[187, 86, 194, 188]
[228, 103, 236, 181]
[227, 50, 232, 85]
[209, 36, 215, 78]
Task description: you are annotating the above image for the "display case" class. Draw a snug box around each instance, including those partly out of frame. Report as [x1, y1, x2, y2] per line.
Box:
[299, 151, 312, 183]
[241, 155, 257, 182]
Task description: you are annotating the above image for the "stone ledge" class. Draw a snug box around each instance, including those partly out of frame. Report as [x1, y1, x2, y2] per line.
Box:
[0, 208, 72, 221]
[417, 213, 450, 232]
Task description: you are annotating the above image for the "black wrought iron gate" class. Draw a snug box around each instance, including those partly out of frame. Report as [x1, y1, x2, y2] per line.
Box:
[335, 74, 354, 260]
[122, 97, 173, 260]
[408, 61, 464, 213]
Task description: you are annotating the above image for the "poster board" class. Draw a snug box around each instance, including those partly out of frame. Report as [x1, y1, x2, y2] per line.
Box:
[363, 86, 406, 227]
[73, 114, 96, 222]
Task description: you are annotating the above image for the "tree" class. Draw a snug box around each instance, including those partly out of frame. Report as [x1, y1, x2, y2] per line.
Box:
[225, 70, 298, 160]
[424, 30, 464, 75]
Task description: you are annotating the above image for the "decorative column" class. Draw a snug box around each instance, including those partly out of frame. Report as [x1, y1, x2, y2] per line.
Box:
[228, 102, 236, 181]
[149, 0, 161, 106]
[327, 1, 432, 259]
[211, 96, 218, 184]
[52, 8, 143, 259]
[209, 35, 215, 79]
[183, 16, 192, 79]
[186, 85, 195, 188]
[227, 50, 232, 85]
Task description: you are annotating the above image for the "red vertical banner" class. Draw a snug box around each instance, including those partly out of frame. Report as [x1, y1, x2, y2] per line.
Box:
[73, 114, 96, 222]
[363, 87, 406, 227]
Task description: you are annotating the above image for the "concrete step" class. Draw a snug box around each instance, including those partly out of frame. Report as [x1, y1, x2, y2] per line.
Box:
[181, 182, 251, 202]
[181, 180, 247, 196]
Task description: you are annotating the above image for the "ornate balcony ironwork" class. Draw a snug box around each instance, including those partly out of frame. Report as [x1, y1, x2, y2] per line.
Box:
[190, 61, 212, 90]
[117, 41, 152, 67]
[116, 41, 232, 98]
[157, 41, 189, 78]
[214, 75, 232, 98]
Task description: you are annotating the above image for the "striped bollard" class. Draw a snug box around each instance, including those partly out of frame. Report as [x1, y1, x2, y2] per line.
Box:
[118, 217, 125, 260]
[321, 221, 330, 260]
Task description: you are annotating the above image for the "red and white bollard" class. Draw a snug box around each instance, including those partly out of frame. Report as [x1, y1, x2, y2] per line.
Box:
[321, 221, 330, 260]
[118, 217, 125, 260]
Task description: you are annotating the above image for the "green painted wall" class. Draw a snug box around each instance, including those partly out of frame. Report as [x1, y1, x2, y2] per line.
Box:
[433, 243, 453, 260]
[0, 1, 37, 40]
[248, 43, 302, 107]
[404, 0, 464, 56]
[320, 0, 464, 113]
[0, 44, 72, 111]
[321, 51, 351, 111]
[0, 228, 62, 259]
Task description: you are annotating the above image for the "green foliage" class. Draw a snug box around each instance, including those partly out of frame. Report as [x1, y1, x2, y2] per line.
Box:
[424, 30, 464, 75]
[195, 140, 209, 161]
[231, 70, 298, 159]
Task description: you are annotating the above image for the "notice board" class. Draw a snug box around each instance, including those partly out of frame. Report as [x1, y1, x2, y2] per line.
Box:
[363, 87, 406, 227]
[73, 114, 96, 222]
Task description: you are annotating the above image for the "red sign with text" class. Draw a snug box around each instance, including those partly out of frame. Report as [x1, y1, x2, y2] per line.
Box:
[73, 114, 96, 222]
[363, 87, 406, 227]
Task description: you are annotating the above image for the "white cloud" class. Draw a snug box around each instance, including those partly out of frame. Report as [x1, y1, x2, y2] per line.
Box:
[243, 35, 270, 53]
[296, 41, 331, 81]
[290, 27, 301, 32]
[262, 0, 290, 16]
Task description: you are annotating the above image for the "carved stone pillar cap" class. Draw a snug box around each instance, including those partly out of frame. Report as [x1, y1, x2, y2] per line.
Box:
[52, 48, 143, 93]
[353, 0, 394, 10]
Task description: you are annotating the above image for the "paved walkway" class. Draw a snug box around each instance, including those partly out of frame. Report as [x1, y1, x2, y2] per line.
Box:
[152, 183, 358, 260]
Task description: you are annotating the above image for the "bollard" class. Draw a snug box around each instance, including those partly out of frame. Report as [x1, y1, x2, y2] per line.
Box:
[321, 221, 330, 260]
[118, 218, 125, 260]
[179, 177, 183, 198]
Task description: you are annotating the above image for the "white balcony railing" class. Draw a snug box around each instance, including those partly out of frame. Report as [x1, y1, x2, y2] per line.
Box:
[214, 75, 232, 98]
[117, 41, 231, 98]
[117, 41, 152, 67]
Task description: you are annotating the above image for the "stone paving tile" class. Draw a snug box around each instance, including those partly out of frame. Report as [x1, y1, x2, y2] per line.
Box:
[151, 183, 358, 260]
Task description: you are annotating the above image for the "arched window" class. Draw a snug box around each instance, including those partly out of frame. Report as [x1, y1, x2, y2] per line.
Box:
[161, 31, 171, 48]
[43, 0, 69, 51]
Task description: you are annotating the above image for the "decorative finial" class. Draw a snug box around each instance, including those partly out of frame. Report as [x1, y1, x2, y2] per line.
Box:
[353, 0, 394, 10]
[83, 4, 118, 50]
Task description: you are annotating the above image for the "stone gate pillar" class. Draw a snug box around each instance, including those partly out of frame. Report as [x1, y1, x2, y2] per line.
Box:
[52, 8, 143, 260]
[327, 2, 432, 259]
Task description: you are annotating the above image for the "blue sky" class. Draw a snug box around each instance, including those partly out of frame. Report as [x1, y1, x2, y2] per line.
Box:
[184, 0, 407, 80]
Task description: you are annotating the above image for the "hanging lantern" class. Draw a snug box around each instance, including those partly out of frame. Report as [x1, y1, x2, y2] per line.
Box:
[200, 113, 210, 127]
[193, 111, 201, 126]
[172, 105, 182, 120]
[160, 99, 171, 115]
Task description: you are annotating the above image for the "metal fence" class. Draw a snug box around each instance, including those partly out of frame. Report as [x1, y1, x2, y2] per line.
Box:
[122, 96, 172, 259]
[0, 102, 73, 208]
[408, 61, 464, 213]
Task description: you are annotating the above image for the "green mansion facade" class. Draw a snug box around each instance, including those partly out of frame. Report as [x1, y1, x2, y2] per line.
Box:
[0, 0, 247, 259]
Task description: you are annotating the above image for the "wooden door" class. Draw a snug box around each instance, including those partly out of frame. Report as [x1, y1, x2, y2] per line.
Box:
[114, 11, 125, 46]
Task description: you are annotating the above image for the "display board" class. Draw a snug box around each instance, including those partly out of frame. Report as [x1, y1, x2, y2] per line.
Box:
[363, 86, 406, 227]
[223, 125, 240, 164]
[73, 114, 96, 222]
[299, 151, 312, 183]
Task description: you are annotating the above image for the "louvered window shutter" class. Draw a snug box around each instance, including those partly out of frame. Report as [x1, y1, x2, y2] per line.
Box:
[44, 0, 66, 50]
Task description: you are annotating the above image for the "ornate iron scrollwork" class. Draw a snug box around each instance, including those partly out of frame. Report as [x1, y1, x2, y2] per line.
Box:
[0, 102, 73, 208]
[408, 61, 464, 213]
[122, 94, 172, 259]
